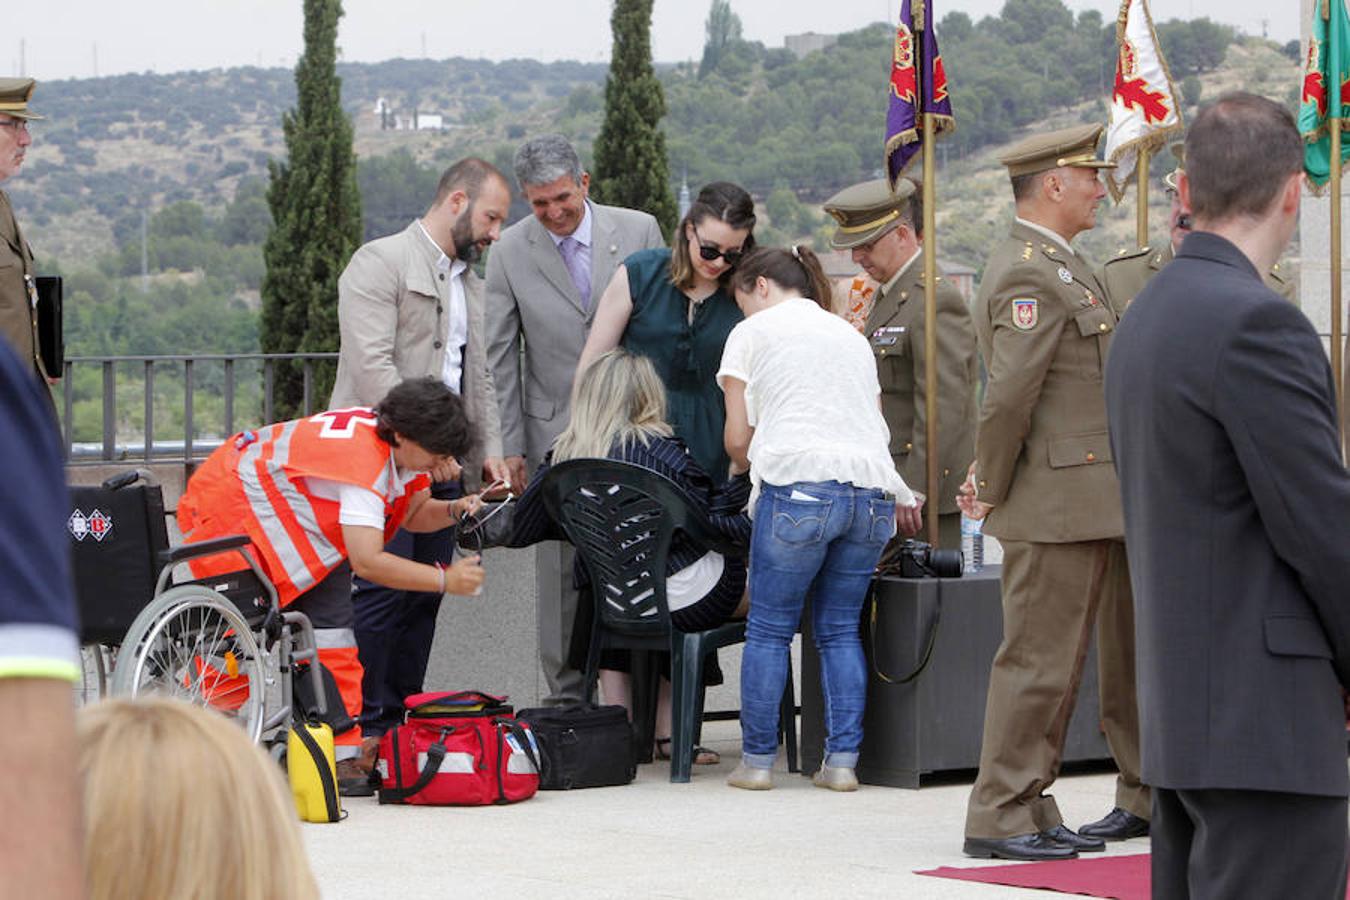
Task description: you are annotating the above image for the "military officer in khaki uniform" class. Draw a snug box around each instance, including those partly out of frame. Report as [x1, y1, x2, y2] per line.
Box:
[960, 123, 1148, 861]
[0, 79, 45, 384]
[823, 178, 977, 549]
[1101, 149, 1295, 313]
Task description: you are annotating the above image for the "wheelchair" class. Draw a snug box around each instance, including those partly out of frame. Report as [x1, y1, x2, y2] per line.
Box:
[70, 470, 326, 744]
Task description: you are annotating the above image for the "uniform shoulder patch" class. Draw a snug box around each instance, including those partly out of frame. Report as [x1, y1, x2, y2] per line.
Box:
[1011, 297, 1038, 330]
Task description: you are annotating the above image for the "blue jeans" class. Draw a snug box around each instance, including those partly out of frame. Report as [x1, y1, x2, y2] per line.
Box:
[739, 480, 893, 769]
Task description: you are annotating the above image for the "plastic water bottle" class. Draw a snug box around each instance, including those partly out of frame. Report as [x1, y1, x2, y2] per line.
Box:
[960, 515, 984, 573]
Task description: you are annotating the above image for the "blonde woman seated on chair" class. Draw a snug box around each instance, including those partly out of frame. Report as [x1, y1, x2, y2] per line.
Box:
[78, 697, 319, 900]
[509, 348, 751, 765]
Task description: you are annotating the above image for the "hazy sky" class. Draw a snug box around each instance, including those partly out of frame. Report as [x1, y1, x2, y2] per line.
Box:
[9, 0, 1299, 83]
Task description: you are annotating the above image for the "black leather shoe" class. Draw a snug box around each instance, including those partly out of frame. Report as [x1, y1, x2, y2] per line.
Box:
[1078, 807, 1150, 841]
[1042, 824, 1106, 852]
[963, 833, 1079, 861]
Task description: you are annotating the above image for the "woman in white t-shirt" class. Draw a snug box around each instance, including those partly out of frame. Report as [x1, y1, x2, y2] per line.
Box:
[717, 245, 923, 792]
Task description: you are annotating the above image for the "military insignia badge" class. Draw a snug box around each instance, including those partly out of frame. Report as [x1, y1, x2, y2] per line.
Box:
[1057, 266, 1073, 284]
[1012, 298, 1038, 330]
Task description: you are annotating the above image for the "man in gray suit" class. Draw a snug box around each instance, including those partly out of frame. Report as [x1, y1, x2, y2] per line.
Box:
[331, 158, 509, 791]
[485, 134, 664, 704]
[1106, 93, 1350, 898]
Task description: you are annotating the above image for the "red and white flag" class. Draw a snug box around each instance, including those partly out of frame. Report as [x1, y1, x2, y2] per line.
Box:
[1103, 0, 1185, 202]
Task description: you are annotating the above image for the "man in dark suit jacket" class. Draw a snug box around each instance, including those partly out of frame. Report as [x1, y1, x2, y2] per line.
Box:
[1106, 92, 1350, 898]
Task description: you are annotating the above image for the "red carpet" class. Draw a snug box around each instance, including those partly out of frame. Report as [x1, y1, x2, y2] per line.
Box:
[916, 853, 1151, 899]
[920, 854, 1350, 898]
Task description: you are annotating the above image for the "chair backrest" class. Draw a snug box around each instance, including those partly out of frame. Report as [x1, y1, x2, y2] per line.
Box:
[539, 458, 737, 637]
[68, 474, 171, 644]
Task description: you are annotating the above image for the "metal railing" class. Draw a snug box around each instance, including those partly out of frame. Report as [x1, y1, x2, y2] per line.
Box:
[61, 352, 339, 465]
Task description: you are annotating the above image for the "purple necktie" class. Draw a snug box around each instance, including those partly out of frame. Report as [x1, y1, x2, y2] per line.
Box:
[560, 236, 592, 311]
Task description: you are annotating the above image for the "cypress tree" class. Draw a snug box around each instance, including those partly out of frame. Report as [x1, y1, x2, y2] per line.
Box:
[699, 0, 743, 80]
[591, 0, 678, 236]
[260, 0, 361, 419]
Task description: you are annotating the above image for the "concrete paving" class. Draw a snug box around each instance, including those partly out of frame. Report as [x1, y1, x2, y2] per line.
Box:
[303, 720, 1147, 900]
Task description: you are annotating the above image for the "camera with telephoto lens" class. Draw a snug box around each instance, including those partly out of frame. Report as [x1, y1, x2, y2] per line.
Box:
[896, 538, 964, 579]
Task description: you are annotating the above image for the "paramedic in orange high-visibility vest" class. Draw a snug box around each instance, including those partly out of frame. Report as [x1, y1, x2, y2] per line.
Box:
[177, 377, 485, 795]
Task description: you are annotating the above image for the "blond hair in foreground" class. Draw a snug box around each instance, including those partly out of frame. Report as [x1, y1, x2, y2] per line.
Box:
[552, 348, 672, 462]
[78, 697, 319, 900]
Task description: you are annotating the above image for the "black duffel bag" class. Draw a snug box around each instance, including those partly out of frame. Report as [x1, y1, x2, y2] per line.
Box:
[514, 703, 636, 790]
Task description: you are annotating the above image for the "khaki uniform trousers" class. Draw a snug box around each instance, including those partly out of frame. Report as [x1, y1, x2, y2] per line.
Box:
[964, 538, 1148, 839]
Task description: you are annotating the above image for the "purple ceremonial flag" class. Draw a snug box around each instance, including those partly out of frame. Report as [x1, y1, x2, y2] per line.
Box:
[885, 0, 955, 190]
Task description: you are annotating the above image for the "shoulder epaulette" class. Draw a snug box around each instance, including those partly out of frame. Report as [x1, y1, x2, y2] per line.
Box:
[1104, 245, 1152, 267]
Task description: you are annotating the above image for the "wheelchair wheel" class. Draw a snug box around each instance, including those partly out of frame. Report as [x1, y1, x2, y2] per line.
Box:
[110, 585, 267, 742]
[77, 644, 111, 706]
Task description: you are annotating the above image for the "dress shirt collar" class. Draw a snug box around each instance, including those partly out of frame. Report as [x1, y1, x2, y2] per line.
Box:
[882, 246, 922, 296]
[415, 219, 464, 275]
[547, 201, 593, 250]
[1015, 216, 1076, 257]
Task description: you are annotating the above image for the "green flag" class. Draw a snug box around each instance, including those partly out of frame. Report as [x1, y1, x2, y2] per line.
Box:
[1301, 0, 1350, 187]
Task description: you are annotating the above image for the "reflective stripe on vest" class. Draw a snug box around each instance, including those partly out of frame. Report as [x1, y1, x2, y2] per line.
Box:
[313, 627, 357, 649]
[237, 420, 344, 595]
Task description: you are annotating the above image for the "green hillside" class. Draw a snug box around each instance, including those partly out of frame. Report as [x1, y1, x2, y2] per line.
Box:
[4, 4, 1302, 444]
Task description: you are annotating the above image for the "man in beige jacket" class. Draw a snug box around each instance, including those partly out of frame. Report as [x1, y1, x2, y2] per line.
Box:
[329, 157, 508, 793]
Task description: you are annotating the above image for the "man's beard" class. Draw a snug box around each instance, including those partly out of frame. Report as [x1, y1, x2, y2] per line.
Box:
[452, 206, 481, 263]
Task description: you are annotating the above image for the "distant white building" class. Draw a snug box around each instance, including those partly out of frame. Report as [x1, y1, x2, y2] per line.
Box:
[785, 32, 838, 59]
[390, 111, 447, 131]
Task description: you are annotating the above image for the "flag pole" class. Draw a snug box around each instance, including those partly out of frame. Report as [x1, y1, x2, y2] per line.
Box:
[1330, 0, 1345, 430]
[1136, 146, 1150, 247]
[916, 0, 941, 547]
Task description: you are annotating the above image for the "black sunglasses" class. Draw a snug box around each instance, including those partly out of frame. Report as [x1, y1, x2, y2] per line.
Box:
[691, 224, 744, 266]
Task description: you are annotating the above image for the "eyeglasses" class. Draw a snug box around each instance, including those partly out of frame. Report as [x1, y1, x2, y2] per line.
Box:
[0, 119, 30, 134]
[691, 225, 743, 267]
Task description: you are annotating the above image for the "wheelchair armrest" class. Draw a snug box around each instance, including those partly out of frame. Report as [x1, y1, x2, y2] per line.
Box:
[158, 534, 252, 567]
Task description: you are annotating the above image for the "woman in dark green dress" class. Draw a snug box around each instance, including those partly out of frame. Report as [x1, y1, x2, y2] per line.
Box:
[579, 182, 757, 479]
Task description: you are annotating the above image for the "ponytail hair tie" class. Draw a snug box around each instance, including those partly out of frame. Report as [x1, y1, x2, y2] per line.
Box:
[790, 244, 802, 261]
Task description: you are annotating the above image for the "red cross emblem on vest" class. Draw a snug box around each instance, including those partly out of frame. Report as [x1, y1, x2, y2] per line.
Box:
[311, 407, 378, 439]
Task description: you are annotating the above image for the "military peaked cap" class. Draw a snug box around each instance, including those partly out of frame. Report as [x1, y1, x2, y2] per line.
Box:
[1162, 140, 1185, 192]
[0, 78, 41, 121]
[823, 178, 918, 250]
[998, 123, 1114, 177]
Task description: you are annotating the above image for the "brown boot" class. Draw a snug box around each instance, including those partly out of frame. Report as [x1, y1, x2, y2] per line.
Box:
[358, 735, 381, 771]
[336, 756, 375, 797]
